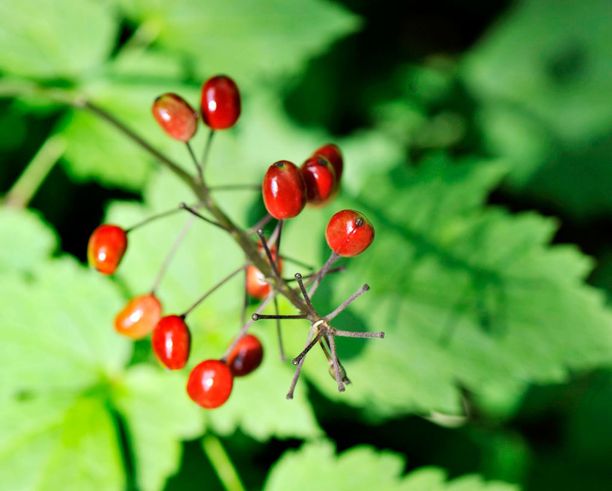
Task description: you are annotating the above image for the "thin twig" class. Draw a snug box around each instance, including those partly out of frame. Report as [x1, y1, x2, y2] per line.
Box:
[182, 264, 246, 317]
[186, 141, 204, 184]
[180, 202, 227, 231]
[273, 296, 286, 361]
[150, 216, 194, 294]
[325, 284, 370, 322]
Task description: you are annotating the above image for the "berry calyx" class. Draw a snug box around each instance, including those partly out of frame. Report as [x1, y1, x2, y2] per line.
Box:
[326, 210, 375, 257]
[114, 293, 162, 339]
[246, 243, 283, 299]
[88, 224, 128, 275]
[152, 93, 198, 142]
[313, 143, 343, 182]
[262, 160, 307, 219]
[200, 75, 241, 130]
[300, 155, 337, 205]
[227, 334, 264, 377]
[152, 315, 191, 370]
[187, 359, 233, 408]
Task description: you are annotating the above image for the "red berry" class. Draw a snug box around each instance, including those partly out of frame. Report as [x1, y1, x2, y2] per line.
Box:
[200, 75, 241, 130]
[262, 160, 307, 219]
[325, 210, 374, 257]
[227, 334, 264, 377]
[187, 359, 233, 408]
[114, 293, 162, 339]
[152, 93, 198, 142]
[246, 243, 282, 299]
[300, 155, 337, 205]
[313, 143, 343, 182]
[152, 315, 191, 370]
[88, 224, 128, 275]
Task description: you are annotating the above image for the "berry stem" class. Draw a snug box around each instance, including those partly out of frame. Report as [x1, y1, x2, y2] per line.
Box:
[279, 254, 315, 271]
[332, 329, 385, 339]
[179, 202, 227, 231]
[273, 296, 286, 361]
[326, 333, 346, 392]
[252, 313, 307, 321]
[182, 264, 246, 318]
[286, 324, 317, 399]
[294, 273, 316, 316]
[325, 284, 370, 322]
[292, 331, 323, 365]
[186, 141, 204, 184]
[248, 213, 273, 233]
[4, 134, 66, 209]
[201, 129, 215, 174]
[285, 266, 345, 282]
[256, 229, 282, 280]
[150, 216, 194, 294]
[307, 251, 340, 298]
[125, 204, 192, 233]
[201, 434, 246, 491]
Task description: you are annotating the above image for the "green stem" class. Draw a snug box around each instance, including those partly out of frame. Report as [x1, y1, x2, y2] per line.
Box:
[4, 134, 66, 208]
[201, 434, 246, 491]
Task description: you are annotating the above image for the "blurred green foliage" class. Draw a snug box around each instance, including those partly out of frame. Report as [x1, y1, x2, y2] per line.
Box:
[1, 0, 611, 490]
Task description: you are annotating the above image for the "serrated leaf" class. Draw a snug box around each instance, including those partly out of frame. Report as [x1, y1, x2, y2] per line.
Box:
[264, 440, 517, 491]
[0, 208, 57, 274]
[282, 155, 612, 417]
[112, 365, 203, 491]
[0, 0, 116, 80]
[118, 0, 360, 85]
[0, 258, 130, 396]
[0, 395, 124, 491]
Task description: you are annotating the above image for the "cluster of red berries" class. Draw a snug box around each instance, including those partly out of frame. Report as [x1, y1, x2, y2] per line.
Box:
[88, 74, 377, 409]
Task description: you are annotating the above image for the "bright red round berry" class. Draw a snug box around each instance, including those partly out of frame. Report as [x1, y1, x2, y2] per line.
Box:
[200, 75, 241, 130]
[88, 224, 128, 275]
[114, 293, 162, 339]
[227, 334, 264, 377]
[152, 93, 198, 142]
[301, 155, 337, 205]
[313, 143, 343, 182]
[325, 210, 374, 257]
[262, 160, 307, 219]
[187, 359, 233, 409]
[152, 315, 191, 370]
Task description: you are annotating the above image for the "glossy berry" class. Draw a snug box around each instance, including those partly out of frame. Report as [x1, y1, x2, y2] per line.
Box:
[246, 244, 282, 299]
[300, 155, 337, 205]
[227, 334, 264, 377]
[262, 160, 307, 219]
[88, 224, 128, 275]
[313, 143, 343, 182]
[114, 293, 162, 339]
[152, 315, 191, 370]
[325, 209, 375, 257]
[152, 93, 198, 142]
[187, 359, 233, 409]
[200, 75, 241, 129]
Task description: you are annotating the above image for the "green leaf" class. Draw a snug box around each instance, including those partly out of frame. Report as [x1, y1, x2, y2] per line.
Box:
[462, 0, 612, 143]
[264, 440, 517, 491]
[462, 0, 612, 217]
[118, 0, 360, 85]
[282, 155, 612, 417]
[0, 0, 116, 80]
[0, 258, 130, 396]
[0, 395, 124, 491]
[112, 365, 203, 491]
[0, 208, 57, 274]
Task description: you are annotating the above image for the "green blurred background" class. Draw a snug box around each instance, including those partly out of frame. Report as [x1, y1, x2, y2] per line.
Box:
[1, 0, 611, 489]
